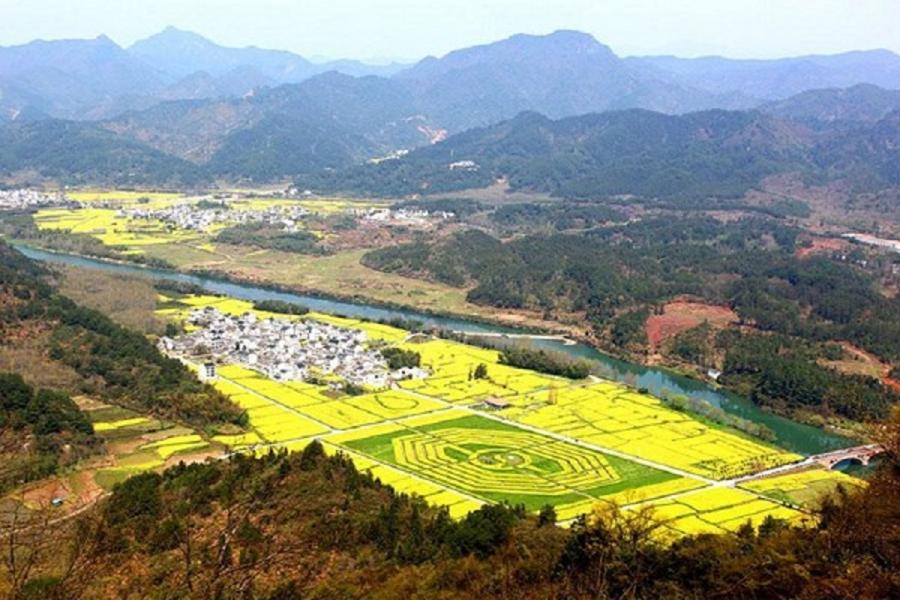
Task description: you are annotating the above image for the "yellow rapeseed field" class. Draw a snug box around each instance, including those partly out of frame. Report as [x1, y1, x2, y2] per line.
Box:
[156, 294, 853, 526]
[503, 383, 801, 479]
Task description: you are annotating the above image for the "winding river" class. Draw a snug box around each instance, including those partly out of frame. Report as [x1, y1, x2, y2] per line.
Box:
[18, 244, 853, 456]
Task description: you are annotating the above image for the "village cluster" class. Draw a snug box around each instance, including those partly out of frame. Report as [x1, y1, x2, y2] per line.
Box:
[354, 207, 455, 226]
[0, 189, 69, 210]
[123, 202, 310, 232]
[158, 307, 428, 388]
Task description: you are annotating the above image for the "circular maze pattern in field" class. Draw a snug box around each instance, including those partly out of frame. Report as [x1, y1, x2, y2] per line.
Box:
[392, 428, 619, 497]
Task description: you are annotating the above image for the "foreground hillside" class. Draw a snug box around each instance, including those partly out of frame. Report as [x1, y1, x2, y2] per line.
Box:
[0, 241, 244, 495]
[2, 430, 898, 599]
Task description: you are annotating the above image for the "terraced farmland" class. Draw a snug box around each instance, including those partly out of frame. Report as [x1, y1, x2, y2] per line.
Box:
[635, 486, 809, 537]
[155, 293, 853, 531]
[0, 398, 222, 523]
[739, 468, 866, 509]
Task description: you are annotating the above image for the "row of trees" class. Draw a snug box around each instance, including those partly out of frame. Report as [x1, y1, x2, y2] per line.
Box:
[499, 347, 591, 379]
[215, 223, 329, 255]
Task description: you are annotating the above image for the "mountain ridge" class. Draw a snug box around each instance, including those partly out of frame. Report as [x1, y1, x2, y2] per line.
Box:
[293, 106, 897, 198]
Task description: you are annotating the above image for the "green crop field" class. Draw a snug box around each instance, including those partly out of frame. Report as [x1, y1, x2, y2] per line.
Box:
[338, 412, 678, 511]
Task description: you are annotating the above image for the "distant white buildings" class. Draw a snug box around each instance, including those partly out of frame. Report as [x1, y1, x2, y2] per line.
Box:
[122, 202, 310, 232]
[355, 207, 454, 226]
[367, 149, 410, 164]
[0, 189, 69, 210]
[158, 307, 427, 389]
[449, 160, 479, 171]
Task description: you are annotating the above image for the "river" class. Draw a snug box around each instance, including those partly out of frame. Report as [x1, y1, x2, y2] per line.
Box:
[18, 244, 853, 456]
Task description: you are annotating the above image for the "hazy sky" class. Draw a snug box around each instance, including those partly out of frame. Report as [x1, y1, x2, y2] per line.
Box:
[1, 0, 898, 62]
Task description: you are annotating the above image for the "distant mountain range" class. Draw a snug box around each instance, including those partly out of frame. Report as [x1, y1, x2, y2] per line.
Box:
[0, 29, 898, 187]
[761, 84, 900, 126]
[627, 51, 900, 100]
[295, 107, 900, 199]
[0, 27, 409, 122]
[3, 28, 899, 124]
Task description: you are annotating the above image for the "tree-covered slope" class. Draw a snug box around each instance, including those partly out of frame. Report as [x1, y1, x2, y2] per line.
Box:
[297, 107, 899, 198]
[0, 241, 243, 427]
[0, 119, 207, 185]
[296, 109, 813, 197]
[5, 435, 899, 599]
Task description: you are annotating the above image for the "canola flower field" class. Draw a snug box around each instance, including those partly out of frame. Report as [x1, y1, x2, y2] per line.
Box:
[738, 468, 866, 509]
[155, 294, 853, 529]
[633, 486, 810, 537]
[31, 192, 386, 255]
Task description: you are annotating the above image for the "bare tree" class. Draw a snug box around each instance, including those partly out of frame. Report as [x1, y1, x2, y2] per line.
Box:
[1, 500, 54, 600]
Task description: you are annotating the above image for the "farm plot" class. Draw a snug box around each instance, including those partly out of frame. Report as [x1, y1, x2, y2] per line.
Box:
[82, 403, 220, 491]
[503, 383, 801, 480]
[397, 339, 559, 402]
[34, 207, 200, 247]
[66, 190, 184, 205]
[739, 468, 865, 509]
[344, 390, 447, 420]
[637, 486, 808, 536]
[333, 411, 682, 512]
[321, 442, 484, 518]
[209, 368, 330, 443]
[213, 365, 447, 435]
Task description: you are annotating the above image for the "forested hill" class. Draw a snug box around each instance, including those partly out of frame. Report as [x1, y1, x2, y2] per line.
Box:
[7, 435, 900, 598]
[362, 219, 899, 422]
[0, 241, 244, 427]
[0, 119, 208, 186]
[295, 108, 900, 198]
[760, 84, 900, 126]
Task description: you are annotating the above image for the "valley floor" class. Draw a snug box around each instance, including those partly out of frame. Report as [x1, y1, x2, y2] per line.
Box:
[148, 293, 861, 535]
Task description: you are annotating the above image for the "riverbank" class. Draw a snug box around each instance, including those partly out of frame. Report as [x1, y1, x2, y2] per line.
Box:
[15, 243, 854, 456]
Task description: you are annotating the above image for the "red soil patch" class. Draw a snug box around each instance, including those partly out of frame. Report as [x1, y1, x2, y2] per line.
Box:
[645, 301, 739, 348]
[796, 237, 849, 258]
[823, 342, 898, 390]
[164, 449, 222, 469]
[18, 469, 104, 511]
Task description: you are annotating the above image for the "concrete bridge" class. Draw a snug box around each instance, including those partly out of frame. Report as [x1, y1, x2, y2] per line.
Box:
[810, 444, 886, 469]
[732, 444, 886, 485]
